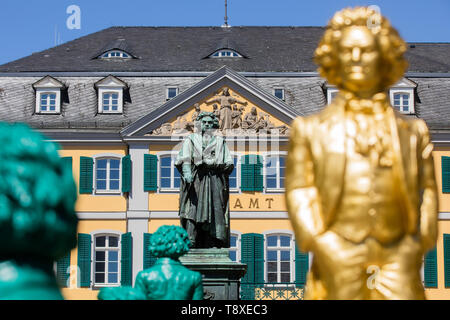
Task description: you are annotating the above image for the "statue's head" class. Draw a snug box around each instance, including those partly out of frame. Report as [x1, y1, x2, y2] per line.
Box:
[194, 103, 200, 111]
[196, 111, 219, 132]
[251, 106, 257, 114]
[0, 123, 78, 261]
[222, 88, 230, 96]
[314, 7, 407, 96]
[148, 225, 191, 260]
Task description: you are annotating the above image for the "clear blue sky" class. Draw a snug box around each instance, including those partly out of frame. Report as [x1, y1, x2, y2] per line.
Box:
[0, 0, 449, 65]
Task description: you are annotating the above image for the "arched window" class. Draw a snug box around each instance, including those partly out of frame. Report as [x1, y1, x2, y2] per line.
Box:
[210, 49, 242, 58]
[101, 50, 131, 59]
[265, 233, 294, 284]
[392, 92, 411, 113]
[93, 233, 121, 286]
[264, 153, 286, 192]
[159, 153, 181, 191]
[95, 157, 121, 193]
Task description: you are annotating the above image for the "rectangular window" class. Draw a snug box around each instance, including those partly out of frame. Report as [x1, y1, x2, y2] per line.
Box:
[159, 155, 181, 190]
[94, 235, 120, 286]
[102, 92, 119, 112]
[266, 235, 292, 284]
[167, 87, 178, 100]
[39, 93, 57, 112]
[265, 155, 285, 191]
[95, 158, 120, 193]
[392, 92, 410, 113]
[229, 157, 238, 191]
[274, 88, 285, 100]
[229, 235, 239, 262]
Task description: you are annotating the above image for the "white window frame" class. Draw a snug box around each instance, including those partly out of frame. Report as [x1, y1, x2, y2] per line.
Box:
[166, 87, 179, 101]
[273, 88, 285, 101]
[389, 90, 414, 114]
[327, 87, 339, 104]
[229, 231, 242, 263]
[157, 151, 181, 193]
[263, 230, 295, 287]
[210, 49, 242, 58]
[229, 153, 241, 194]
[93, 153, 122, 195]
[100, 50, 131, 59]
[36, 89, 61, 114]
[90, 230, 122, 288]
[98, 87, 123, 114]
[263, 152, 287, 193]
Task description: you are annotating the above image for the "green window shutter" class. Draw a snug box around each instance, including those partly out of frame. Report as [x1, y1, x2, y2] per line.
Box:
[295, 245, 309, 288]
[121, 232, 133, 286]
[240, 233, 264, 300]
[143, 233, 158, 269]
[144, 154, 158, 191]
[254, 155, 264, 192]
[121, 155, 131, 193]
[442, 157, 450, 193]
[61, 157, 73, 174]
[56, 252, 71, 288]
[77, 233, 92, 288]
[79, 156, 93, 194]
[445, 234, 450, 288]
[424, 247, 438, 288]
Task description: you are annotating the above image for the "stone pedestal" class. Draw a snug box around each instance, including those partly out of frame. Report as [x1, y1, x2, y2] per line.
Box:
[179, 248, 247, 300]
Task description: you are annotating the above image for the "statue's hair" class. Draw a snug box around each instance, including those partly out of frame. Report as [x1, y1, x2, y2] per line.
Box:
[0, 122, 78, 261]
[314, 7, 408, 90]
[148, 225, 191, 259]
[195, 111, 219, 129]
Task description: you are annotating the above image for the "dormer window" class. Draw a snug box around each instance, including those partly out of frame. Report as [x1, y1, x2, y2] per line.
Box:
[210, 49, 242, 58]
[100, 50, 131, 59]
[32, 76, 65, 114]
[389, 78, 416, 114]
[94, 75, 128, 114]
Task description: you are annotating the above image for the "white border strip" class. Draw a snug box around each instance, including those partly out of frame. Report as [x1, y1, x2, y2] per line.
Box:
[76, 212, 126, 220]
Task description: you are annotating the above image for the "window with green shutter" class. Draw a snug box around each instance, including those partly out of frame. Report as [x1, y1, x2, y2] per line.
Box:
[79, 157, 93, 194]
[77, 233, 92, 288]
[241, 155, 263, 192]
[424, 247, 438, 288]
[240, 233, 264, 300]
[444, 234, 450, 288]
[61, 157, 73, 174]
[295, 245, 309, 288]
[121, 232, 133, 286]
[442, 157, 450, 193]
[144, 154, 158, 191]
[121, 155, 131, 193]
[56, 252, 71, 288]
[143, 233, 158, 269]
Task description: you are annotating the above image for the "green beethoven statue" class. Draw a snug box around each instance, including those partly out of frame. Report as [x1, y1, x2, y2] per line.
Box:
[175, 112, 234, 248]
[98, 225, 204, 300]
[0, 122, 78, 300]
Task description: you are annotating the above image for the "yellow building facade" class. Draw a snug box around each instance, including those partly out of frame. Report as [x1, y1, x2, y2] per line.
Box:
[53, 68, 450, 300]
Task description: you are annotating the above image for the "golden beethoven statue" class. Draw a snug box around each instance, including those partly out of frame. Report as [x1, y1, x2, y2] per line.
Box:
[285, 7, 438, 300]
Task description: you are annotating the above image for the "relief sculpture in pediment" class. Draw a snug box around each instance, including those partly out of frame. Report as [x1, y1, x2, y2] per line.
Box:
[148, 88, 290, 136]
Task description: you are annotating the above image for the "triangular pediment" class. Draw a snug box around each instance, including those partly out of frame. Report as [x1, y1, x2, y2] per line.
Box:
[391, 78, 417, 88]
[32, 75, 65, 89]
[94, 75, 128, 88]
[121, 66, 300, 138]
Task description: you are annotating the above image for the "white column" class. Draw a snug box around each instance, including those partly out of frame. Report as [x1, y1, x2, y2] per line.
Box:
[127, 142, 150, 286]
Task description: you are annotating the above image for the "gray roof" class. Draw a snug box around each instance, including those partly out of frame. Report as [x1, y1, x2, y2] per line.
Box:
[1, 26, 449, 73]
